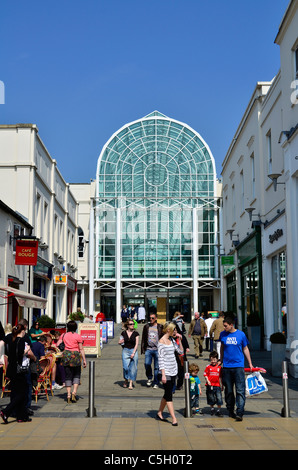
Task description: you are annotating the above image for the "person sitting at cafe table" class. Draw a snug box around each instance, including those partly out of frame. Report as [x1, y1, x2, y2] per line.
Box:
[29, 321, 46, 343]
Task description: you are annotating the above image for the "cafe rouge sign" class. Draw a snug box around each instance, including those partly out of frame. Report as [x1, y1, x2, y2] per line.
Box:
[15, 239, 38, 266]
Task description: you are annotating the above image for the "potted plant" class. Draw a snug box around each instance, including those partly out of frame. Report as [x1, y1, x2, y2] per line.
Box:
[38, 314, 56, 329]
[270, 332, 286, 377]
[247, 312, 261, 350]
[68, 311, 85, 323]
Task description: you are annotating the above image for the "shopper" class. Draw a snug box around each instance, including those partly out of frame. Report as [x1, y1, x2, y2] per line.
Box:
[210, 311, 225, 358]
[121, 305, 129, 325]
[204, 351, 223, 416]
[141, 313, 163, 388]
[219, 315, 253, 421]
[156, 322, 183, 426]
[188, 312, 207, 358]
[119, 319, 139, 389]
[58, 320, 87, 404]
[188, 363, 202, 414]
[1, 324, 36, 424]
[137, 304, 146, 323]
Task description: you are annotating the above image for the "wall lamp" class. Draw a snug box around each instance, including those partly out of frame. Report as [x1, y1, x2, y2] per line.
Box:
[268, 173, 285, 192]
[245, 208, 256, 222]
[226, 229, 238, 240]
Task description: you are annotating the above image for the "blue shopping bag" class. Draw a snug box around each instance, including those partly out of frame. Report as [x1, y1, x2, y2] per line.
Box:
[245, 372, 268, 396]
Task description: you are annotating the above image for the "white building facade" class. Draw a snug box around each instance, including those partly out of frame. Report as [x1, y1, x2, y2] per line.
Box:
[221, 0, 298, 375]
[0, 124, 79, 326]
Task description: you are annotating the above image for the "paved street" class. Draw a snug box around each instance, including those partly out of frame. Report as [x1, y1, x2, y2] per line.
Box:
[1, 322, 298, 452]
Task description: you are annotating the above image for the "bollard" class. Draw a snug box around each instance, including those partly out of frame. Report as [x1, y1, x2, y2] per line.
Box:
[281, 361, 290, 418]
[86, 360, 97, 417]
[184, 360, 191, 418]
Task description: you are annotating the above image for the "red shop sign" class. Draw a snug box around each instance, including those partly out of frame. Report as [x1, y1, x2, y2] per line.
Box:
[15, 239, 39, 266]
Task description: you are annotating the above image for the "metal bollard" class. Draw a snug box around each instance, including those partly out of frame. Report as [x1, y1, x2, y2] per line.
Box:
[86, 360, 97, 417]
[184, 360, 191, 418]
[281, 361, 290, 418]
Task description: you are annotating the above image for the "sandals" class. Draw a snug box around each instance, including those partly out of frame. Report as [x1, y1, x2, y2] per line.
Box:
[71, 393, 77, 403]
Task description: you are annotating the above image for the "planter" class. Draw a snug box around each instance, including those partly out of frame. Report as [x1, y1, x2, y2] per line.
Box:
[247, 326, 261, 350]
[271, 343, 286, 377]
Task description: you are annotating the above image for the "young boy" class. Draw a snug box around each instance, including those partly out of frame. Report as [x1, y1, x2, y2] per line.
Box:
[189, 363, 203, 415]
[204, 351, 223, 417]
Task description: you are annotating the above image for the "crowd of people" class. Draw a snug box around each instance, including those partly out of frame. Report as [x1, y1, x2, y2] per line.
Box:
[0, 318, 86, 425]
[118, 309, 253, 424]
[0, 308, 253, 426]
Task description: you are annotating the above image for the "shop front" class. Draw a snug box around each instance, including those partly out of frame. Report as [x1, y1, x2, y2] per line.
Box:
[237, 226, 263, 336]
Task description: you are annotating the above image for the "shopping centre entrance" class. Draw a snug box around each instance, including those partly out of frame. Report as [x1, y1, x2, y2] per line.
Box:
[99, 287, 215, 324]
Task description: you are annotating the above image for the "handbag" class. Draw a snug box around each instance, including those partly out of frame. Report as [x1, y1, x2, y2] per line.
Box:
[62, 350, 81, 367]
[58, 333, 66, 352]
[245, 371, 268, 397]
[16, 340, 30, 374]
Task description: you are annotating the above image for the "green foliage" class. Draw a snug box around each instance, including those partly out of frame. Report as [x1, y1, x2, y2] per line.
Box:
[69, 311, 85, 322]
[37, 315, 56, 328]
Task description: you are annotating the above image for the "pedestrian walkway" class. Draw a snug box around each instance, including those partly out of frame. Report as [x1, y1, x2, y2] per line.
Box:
[1, 322, 298, 451]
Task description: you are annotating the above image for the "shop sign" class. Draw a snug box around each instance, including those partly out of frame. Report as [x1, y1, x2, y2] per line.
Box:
[54, 274, 68, 285]
[221, 255, 234, 266]
[15, 239, 38, 266]
[269, 228, 283, 244]
[78, 323, 101, 357]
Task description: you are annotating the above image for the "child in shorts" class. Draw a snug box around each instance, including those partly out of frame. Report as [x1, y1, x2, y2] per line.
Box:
[204, 351, 223, 416]
[189, 363, 203, 414]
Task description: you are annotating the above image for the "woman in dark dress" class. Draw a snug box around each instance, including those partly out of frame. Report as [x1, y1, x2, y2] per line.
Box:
[1, 324, 36, 424]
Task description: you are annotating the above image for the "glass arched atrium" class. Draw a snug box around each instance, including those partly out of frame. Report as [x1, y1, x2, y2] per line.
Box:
[91, 111, 220, 322]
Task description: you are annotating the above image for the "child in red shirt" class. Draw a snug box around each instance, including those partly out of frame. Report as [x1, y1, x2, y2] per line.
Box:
[204, 351, 223, 416]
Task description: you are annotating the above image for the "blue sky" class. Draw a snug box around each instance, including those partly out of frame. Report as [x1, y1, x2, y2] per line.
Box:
[0, 0, 289, 183]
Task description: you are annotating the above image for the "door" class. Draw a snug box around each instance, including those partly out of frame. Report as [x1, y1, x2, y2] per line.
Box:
[157, 297, 167, 324]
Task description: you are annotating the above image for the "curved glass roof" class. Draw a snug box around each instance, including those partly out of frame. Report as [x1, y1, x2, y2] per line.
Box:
[96, 111, 216, 208]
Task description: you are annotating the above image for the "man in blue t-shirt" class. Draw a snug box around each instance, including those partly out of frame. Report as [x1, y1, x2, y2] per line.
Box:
[219, 316, 253, 421]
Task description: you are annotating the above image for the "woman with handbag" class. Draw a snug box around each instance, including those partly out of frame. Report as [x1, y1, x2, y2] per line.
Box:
[1, 324, 36, 424]
[57, 320, 87, 404]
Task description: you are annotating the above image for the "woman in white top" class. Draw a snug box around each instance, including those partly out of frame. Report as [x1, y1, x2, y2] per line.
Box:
[156, 322, 183, 426]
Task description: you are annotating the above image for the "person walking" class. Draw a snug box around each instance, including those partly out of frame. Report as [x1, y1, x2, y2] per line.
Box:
[119, 319, 139, 389]
[204, 314, 215, 352]
[58, 320, 87, 404]
[210, 311, 225, 358]
[137, 304, 146, 323]
[156, 322, 183, 426]
[141, 313, 163, 388]
[188, 312, 207, 358]
[1, 324, 36, 424]
[121, 305, 129, 325]
[219, 315, 253, 421]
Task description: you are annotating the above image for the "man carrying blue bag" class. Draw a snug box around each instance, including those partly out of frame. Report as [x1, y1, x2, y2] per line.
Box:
[219, 315, 254, 422]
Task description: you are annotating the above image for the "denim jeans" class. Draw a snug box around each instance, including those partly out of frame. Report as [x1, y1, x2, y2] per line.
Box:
[122, 348, 138, 381]
[222, 367, 246, 416]
[144, 349, 160, 385]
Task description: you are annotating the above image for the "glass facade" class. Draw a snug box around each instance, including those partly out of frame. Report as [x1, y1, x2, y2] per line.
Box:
[96, 111, 217, 280]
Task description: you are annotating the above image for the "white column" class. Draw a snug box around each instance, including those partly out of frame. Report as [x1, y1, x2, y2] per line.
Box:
[116, 207, 122, 323]
[89, 200, 94, 317]
[192, 207, 198, 315]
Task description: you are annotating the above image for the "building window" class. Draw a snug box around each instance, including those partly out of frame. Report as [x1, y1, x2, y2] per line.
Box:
[250, 153, 255, 199]
[78, 227, 84, 258]
[295, 46, 298, 78]
[240, 171, 244, 213]
[267, 131, 272, 175]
